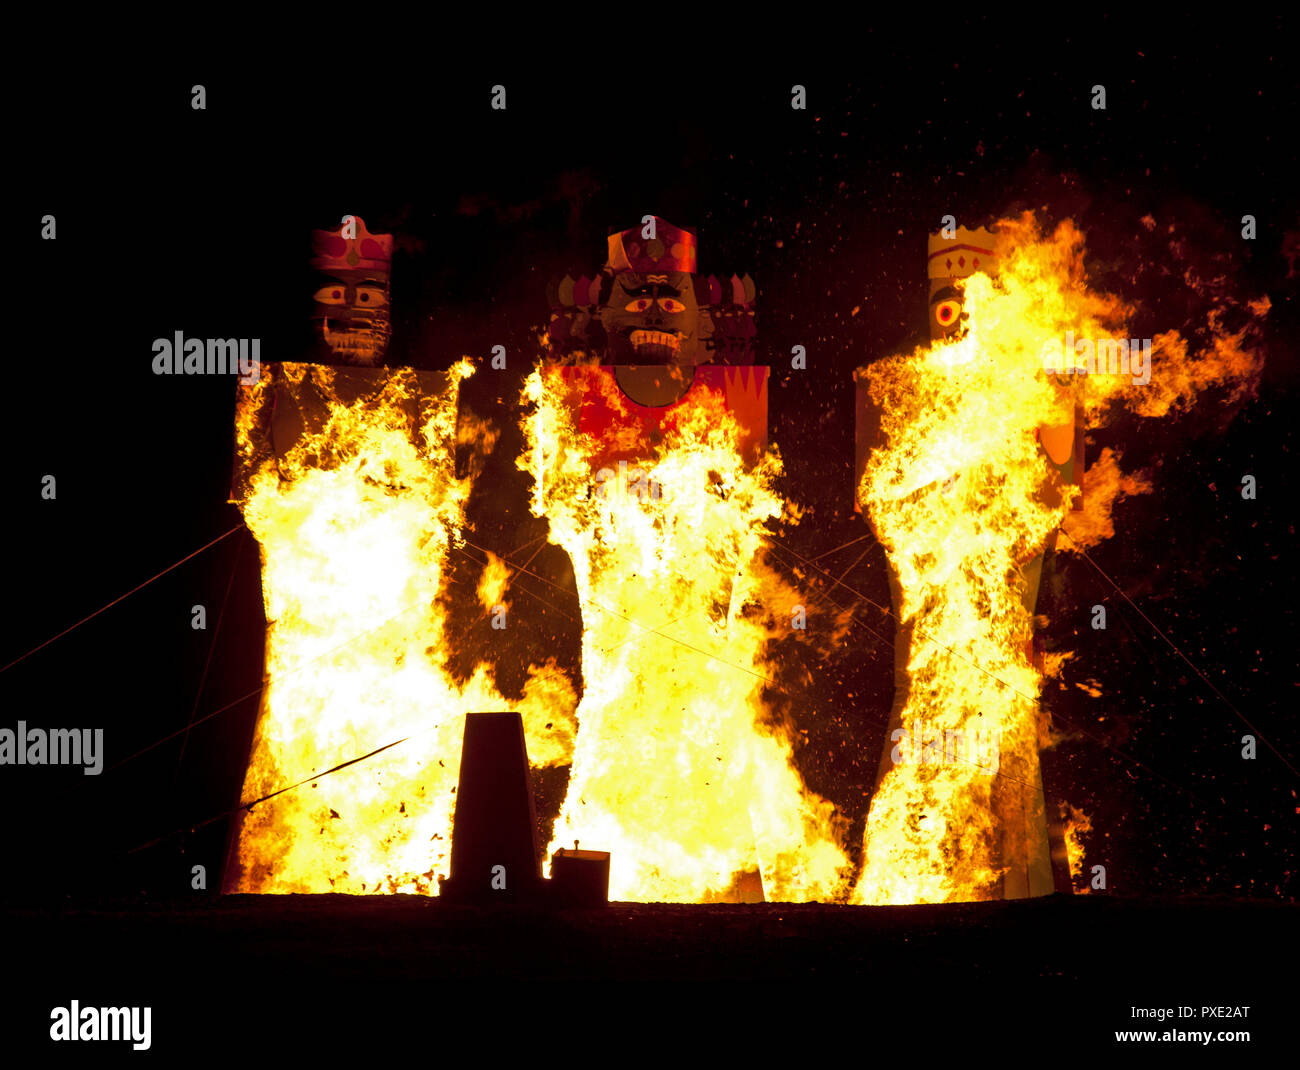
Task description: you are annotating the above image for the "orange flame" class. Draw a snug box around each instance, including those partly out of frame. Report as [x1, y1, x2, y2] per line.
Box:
[519, 364, 850, 902]
[477, 552, 510, 612]
[853, 213, 1265, 904]
[227, 212, 1264, 903]
[1061, 801, 1093, 893]
[229, 361, 576, 893]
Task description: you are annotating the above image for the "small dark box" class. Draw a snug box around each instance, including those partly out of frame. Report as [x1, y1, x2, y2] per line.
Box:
[550, 848, 611, 907]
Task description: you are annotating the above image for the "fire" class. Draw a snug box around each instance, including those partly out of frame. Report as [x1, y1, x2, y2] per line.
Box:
[853, 213, 1264, 904]
[225, 214, 1262, 904]
[1061, 801, 1093, 892]
[476, 552, 510, 612]
[229, 361, 575, 893]
[1055, 447, 1152, 550]
[519, 364, 850, 902]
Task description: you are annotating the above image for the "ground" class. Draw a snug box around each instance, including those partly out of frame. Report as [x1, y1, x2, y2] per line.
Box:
[5, 894, 1291, 1056]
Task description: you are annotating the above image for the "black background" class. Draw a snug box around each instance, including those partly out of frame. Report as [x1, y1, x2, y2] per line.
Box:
[4, 30, 1296, 1051]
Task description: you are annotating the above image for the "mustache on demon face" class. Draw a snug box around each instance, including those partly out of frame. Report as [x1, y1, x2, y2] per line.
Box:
[602, 272, 699, 365]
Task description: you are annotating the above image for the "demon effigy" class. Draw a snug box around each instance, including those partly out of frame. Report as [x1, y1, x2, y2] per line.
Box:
[851, 222, 1081, 903]
[520, 217, 850, 903]
[224, 217, 575, 894]
[309, 214, 394, 366]
[230, 216, 418, 504]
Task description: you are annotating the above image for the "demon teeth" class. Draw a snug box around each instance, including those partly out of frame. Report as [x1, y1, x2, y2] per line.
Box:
[324, 324, 383, 353]
[629, 330, 681, 350]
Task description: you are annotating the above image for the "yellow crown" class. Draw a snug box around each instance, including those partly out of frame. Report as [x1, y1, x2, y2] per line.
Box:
[927, 225, 997, 279]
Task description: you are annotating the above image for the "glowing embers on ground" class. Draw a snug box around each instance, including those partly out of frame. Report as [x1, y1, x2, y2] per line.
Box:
[229, 361, 575, 894]
[520, 366, 849, 903]
[853, 214, 1266, 905]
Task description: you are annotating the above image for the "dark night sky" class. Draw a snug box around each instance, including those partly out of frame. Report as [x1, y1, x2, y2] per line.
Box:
[7, 37, 1296, 902]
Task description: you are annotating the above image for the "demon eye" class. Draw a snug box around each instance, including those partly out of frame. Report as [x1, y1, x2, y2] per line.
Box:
[313, 285, 347, 305]
[934, 299, 961, 326]
[657, 298, 686, 313]
[624, 298, 654, 313]
[355, 286, 389, 308]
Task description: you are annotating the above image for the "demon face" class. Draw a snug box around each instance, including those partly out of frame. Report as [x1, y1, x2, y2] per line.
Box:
[599, 270, 705, 365]
[310, 217, 394, 366]
[311, 270, 391, 365]
[927, 225, 997, 344]
[928, 279, 964, 343]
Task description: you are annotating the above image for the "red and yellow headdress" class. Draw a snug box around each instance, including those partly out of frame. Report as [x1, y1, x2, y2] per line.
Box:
[605, 217, 698, 274]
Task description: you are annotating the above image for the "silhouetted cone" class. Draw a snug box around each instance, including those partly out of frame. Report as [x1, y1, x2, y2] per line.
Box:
[440, 711, 543, 903]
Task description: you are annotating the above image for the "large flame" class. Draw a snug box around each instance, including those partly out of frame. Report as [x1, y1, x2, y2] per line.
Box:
[853, 214, 1264, 904]
[226, 213, 1262, 903]
[230, 361, 575, 893]
[519, 365, 850, 902]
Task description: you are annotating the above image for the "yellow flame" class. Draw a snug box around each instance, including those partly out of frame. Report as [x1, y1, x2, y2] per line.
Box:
[1061, 801, 1093, 892]
[477, 552, 510, 612]
[226, 213, 1263, 903]
[852, 214, 1265, 904]
[519, 364, 850, 902]
[229, 360, 576, 893]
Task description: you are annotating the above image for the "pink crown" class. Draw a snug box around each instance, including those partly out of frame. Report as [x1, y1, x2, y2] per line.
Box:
[310, 216, 393, 273]
[606, 217, 698, 274]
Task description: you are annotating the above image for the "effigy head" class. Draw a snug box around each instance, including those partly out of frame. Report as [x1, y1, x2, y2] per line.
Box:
[927, 224, 997, 343]
[599, 218, 703, 365]
[547, 217, 756, 366]
[309, 215, 393, 365]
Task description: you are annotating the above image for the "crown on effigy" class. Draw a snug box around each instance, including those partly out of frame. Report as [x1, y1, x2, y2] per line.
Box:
[606, 217, 698, 274]
[552, 216, 756, 308]
[310, 216, 393, 274]
[547, 217, 757, 363]
[927, 224, 998, 279]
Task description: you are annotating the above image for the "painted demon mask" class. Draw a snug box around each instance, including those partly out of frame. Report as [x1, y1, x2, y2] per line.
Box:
[926, 225, 997, 342]
[598, 219, 706, 366]
[547, 218, 756, 367]
[309, 216, 393, 366]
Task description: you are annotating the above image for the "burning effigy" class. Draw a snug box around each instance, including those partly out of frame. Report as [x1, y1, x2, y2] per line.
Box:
[225, 216, 576, 894]
[851, 213, 1265, 905]
[221, 208, 1264, 907]
[520, 218, 851, 903]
